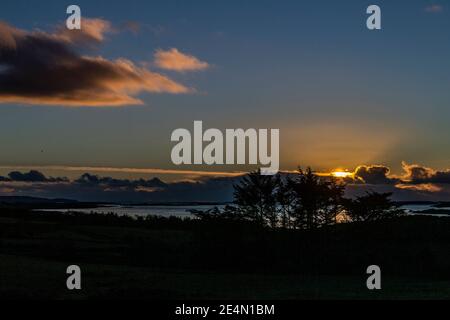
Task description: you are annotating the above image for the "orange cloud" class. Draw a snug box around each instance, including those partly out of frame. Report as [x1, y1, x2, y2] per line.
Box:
[55, 18, 113, 44]
[395, 183, 442, 192]
[0, 22, 24, 49]
[154, 48, 209, 72]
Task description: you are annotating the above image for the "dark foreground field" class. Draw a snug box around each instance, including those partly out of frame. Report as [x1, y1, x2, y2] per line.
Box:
[0, 209, 449, 299]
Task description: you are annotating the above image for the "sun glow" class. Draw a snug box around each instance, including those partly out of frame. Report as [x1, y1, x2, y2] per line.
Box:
[331, 170, 353, 178]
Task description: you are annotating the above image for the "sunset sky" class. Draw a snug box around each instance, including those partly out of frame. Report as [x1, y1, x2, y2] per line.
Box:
[1, 0, 450, 201]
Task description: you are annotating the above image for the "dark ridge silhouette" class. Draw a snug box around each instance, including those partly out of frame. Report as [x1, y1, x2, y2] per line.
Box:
[0, 196, 77, 204]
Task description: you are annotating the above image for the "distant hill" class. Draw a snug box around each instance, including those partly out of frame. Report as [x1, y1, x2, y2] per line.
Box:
[0, 196, 231, 208]
[0, 196, 101, 209]
[0, 196, 78, 204]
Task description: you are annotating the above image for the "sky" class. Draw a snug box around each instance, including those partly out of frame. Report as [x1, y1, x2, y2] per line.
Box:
[0, 0, 450, 202]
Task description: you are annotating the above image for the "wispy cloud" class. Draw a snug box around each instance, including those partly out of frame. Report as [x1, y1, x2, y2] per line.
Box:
[154, 48, 209, 72]
[121, 21, 141, 35]
[395, 183, 442, 192]
[0, 165, 245, 177]
[425, 4, 444, 13]
[56, 18, 113, 43]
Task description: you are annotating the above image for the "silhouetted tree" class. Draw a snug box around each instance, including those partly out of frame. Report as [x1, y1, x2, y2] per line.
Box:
[276, 175, 296, 229]
[288, 168, 345, 229]
[342, 191, 405, 222]
[191, 205, 244, 222]
[233, 170, 279, 227]
[319, 178, 345, 226]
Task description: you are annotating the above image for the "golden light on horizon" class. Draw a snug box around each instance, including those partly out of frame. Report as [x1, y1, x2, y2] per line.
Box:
[331, 170, 353, 178]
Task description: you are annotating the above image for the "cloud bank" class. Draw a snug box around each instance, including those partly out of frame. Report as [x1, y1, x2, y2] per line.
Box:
[1, 162, 450, 202]
[0, 170, 238, 202]
[343, 162, 450, 201]
[0, 19, 197, 107]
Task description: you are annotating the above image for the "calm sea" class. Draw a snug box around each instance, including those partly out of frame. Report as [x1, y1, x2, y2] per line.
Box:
[37, 203, 450, 218]
[38, 204, 226, 218]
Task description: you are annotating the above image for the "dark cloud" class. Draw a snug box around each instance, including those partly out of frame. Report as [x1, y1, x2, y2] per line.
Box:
[429, 171, 450, 184]
[8, 170, 48, 182]
[0, 20, 190, 107]
[6, 170, 67, 182]
[400, 162, 450, 184]
[401, 162, 433, 181]
[352, 165, 397, 185]
[350, 162, 450, 187]
[75, 173, 166, 190]
[341, 162, 450, 201]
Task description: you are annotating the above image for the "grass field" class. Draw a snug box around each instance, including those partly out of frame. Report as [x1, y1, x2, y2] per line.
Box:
[1, 209, 449, 299]
[2, 254, 450, 299]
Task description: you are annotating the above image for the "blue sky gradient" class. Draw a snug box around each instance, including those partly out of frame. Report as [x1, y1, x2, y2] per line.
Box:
[0, 0, 449, 182]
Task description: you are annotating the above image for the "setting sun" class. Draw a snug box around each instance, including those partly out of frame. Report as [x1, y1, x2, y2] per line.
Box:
[331, 170, 353, 178]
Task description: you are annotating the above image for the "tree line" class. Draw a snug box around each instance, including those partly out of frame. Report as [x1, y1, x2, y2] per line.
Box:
[192, 168, 405, 229]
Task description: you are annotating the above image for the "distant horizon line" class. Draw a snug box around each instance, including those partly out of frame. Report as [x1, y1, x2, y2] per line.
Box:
[0, 164, 343, 178]
[0, 165, 247, 177]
